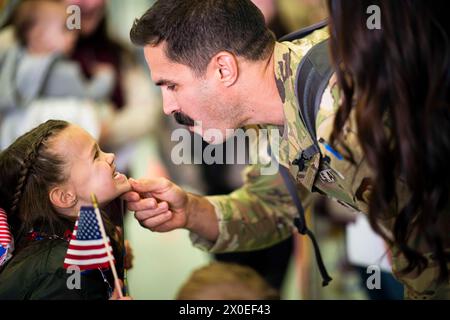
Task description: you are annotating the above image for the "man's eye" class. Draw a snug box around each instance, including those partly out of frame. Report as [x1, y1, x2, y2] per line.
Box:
[167, 84, 176, 91]
[94, 149, 99, 159]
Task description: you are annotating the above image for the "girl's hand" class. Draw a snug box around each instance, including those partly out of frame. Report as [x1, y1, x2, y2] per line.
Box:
[124, 240, 134, 270]
[109, 280, 133, 300]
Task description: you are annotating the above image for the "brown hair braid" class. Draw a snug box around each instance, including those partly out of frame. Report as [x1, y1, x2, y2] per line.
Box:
[0, 120, 70, 241]
[10, 126, 59, 214]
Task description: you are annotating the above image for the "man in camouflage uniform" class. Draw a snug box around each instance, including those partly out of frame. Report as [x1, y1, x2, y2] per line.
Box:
[125, 0, 449, 299]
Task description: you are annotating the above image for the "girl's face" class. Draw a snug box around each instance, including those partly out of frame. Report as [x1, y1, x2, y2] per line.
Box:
[52, 125, 130, 209]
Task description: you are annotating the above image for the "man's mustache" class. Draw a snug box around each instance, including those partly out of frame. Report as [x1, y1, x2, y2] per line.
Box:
[174, 112, 195, 126]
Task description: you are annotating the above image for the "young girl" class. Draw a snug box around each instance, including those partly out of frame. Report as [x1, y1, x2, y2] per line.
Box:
[0, 119, 131, 299]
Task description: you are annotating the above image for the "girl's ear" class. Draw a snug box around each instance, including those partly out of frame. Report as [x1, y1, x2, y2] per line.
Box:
[49, 186, 77, 209]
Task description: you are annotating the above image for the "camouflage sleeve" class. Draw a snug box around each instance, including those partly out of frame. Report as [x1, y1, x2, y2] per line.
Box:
[392, 242, 450, 299]
[189, 163, 313, 253]
[392, 252, 450, 299]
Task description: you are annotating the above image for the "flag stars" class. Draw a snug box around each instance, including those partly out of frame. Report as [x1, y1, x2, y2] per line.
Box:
[76, 209, 103, 240]
[63, 206, 114, 272]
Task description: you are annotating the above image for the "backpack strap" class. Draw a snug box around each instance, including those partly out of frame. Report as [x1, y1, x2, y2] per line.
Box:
[281, 22, 334, 171]
[295, 39, 333, 143]
[278, 164, 332, 286]
[35, 54, 61, 99]
[19, 53, 61, 108]
[274, 22, 335, 286]
[268, 142, 332, 286]
[293, 38, 333, 174]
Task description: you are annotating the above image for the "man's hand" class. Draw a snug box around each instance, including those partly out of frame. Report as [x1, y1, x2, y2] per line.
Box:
[122, 178, 189, 232]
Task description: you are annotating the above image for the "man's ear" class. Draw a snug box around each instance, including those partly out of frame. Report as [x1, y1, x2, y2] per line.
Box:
[211, 51, 238, 87]
[49, 186, 77, 209]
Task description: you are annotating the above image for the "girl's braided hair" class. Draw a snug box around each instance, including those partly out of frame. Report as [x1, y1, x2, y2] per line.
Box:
[0, 120, 71, 241]
[0, 120, 124, 268]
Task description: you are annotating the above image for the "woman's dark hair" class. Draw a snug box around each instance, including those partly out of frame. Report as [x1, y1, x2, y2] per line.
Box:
[129, 0, 275, 76]
[327, 0, 449, 280]
[0, 120, 71, 242]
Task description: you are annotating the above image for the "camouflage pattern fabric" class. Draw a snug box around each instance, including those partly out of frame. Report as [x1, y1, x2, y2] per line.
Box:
[189, 28, 449, 299]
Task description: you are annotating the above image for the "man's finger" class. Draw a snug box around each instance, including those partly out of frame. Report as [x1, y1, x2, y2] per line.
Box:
[127, 197, 158, 212]
[140, 192, 153, 199]
[129, 177, 171, 194]
[140, 211, 173, 230]
[134, 202, 169, 221]
[121, 191, 141, 202]
[152, 220, 178, 233]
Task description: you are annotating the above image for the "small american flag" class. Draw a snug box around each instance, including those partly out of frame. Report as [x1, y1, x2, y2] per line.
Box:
[63, 206, 114, 271]
[0, 208, 13, 266]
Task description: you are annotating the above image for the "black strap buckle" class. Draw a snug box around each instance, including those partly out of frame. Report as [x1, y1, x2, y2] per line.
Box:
[292, 144, 320, 172]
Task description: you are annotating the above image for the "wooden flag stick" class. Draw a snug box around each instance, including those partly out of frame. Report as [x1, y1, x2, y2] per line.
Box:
[120, 199, 129, 296]
[91, 193, 123, 299]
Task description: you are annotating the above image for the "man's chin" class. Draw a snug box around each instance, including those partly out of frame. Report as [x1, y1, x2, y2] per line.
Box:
[202, 130, 228, 145]
[189, 124, 234, 144]
[203, 135, 223, 145]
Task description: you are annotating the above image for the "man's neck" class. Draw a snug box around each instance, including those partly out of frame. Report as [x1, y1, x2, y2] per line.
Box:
[239, 49, 285, 127]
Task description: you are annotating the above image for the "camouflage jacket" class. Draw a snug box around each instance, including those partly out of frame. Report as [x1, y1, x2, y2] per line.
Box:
[189, 29, 449, 299]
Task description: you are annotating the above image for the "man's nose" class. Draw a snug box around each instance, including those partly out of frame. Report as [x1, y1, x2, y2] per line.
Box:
[162, 91, 178, 115]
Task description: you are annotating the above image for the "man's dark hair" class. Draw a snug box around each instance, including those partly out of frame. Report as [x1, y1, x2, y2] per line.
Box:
[130, 0, 275, 75]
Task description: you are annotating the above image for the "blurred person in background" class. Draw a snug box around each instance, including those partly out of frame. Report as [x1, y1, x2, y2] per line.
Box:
[65, 0, 123, 109]
[0, 0, 20, 51]
[65, 0, 163, 158]
[176, 262, 279, 300]
[0, 0, 114, 149]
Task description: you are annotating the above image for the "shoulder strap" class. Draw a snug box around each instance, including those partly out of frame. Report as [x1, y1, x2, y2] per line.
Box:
[267, 141, 332, 286]
[274, 22, 335, 286]
[278, 164, 332, 287]
[295, 38, 333, 145]
[281, 22, 334, 170]
[7, 52, 62, 108]
[35, 54, 61, 99]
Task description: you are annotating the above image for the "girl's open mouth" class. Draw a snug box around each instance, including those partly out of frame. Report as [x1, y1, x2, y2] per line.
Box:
[113, 171, 126, 182]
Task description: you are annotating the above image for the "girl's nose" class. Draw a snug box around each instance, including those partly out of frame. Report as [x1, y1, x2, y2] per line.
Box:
[105, 152, 115, 165]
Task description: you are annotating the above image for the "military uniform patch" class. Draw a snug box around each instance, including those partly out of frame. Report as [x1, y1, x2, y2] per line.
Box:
[319, 168, 335, 183]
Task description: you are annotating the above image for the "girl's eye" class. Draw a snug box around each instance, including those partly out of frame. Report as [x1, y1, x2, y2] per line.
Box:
[94, 149, 99, 159]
